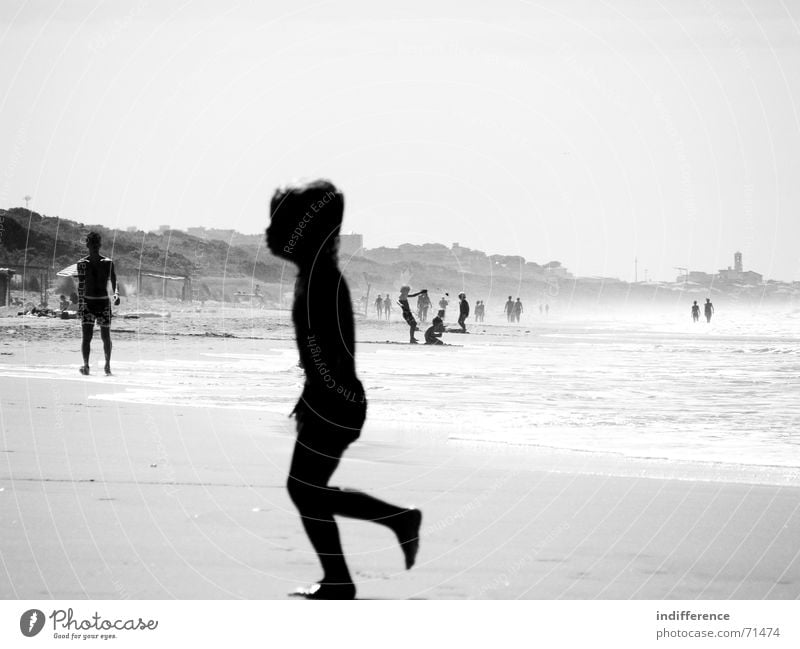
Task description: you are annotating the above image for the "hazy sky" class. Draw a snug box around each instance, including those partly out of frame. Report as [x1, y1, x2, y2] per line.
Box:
[1, 0, 798, 281]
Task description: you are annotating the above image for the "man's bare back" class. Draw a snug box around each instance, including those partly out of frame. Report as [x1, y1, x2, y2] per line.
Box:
[80, 254, 116, 300]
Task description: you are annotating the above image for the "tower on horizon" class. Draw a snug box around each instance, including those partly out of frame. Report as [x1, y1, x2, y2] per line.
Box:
[734, 251, 742, 272]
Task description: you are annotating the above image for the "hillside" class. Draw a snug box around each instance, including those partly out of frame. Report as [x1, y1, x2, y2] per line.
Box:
[2, 207, 798, 310]
[0, 208, 282, 281]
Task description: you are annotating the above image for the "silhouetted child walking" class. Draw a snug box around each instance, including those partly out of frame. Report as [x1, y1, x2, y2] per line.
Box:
[266, 180, 421, 600]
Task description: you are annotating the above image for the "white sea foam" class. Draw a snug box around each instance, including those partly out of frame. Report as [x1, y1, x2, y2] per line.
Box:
[3, 314, 797, 483]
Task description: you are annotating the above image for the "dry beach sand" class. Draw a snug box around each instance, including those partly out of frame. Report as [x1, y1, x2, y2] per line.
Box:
[1, 305, 799, 599]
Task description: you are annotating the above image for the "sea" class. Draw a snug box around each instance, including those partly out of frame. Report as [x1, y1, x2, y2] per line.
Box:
[4, 306, 799, 485]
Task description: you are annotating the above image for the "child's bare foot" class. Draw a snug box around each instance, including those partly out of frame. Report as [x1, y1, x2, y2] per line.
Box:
[289, 582, 356, 600]
[394, 508, 422, 569]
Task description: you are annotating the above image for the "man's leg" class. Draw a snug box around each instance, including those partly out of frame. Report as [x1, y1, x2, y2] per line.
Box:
[100, 325, 112, 374]
[80, 322, 94, 374]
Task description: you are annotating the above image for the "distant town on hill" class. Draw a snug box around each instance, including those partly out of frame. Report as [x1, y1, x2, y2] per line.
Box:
[2, 207, 799, 310]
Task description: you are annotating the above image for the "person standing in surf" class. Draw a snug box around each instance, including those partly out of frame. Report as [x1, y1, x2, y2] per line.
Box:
[505, 296, 514, 322]
[457, 292, 470, 332]
[375, 294, 383, 319]
[399, 286, 427, 343]
[513, 297, 523, 322]
[266, 180, 421, 600]
[438, 294, 449, 319]
[704, 298, 714, 323]
[691, 300, 700, 322]
[383, 293, 392, 320]
[76, 231, 120, 376]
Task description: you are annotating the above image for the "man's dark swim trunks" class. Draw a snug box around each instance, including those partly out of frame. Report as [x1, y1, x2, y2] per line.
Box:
[80, 297, 113, 327]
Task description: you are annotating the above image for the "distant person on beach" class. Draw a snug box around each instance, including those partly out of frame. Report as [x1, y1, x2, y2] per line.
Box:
[383, 293, 391, 320]
[539, 303, 543, 315]
[375, 294, 383, 319]
[416, 291, 431, 323]
[438, 294, 449, 319]
[704, 298, 714, 323]
[399, 287, 427, 343]
[457, 292, 470, 332]
[474, 300, 484, 322]
[691, 300, 700, 322]
[76, 231, 119, 376]
[422, 291, 432, 321]
[545, 303, 550, 316]
[265, 179, 421, 600]
[505, 296, 514, 322]
[424, 315, 446, 345]
[59, 294, 69, 311]
[513, 298, 523, 322]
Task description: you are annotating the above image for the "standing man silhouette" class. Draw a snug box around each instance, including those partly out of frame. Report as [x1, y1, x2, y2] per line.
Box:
[513, 297, 523, 323]
[704, 298, 714, 323]
[77, 231, 119, 376]
[505, 296, 514, 322]
[457, 292, 470, 332]
[266, 180, 421, 599]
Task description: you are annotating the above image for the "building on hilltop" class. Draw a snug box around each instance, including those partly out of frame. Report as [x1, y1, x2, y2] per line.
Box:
[543, 260, 573, 280]
[717, 251, 762, 284]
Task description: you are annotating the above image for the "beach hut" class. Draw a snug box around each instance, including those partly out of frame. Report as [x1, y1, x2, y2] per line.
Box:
[0, 268, 15, 306]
